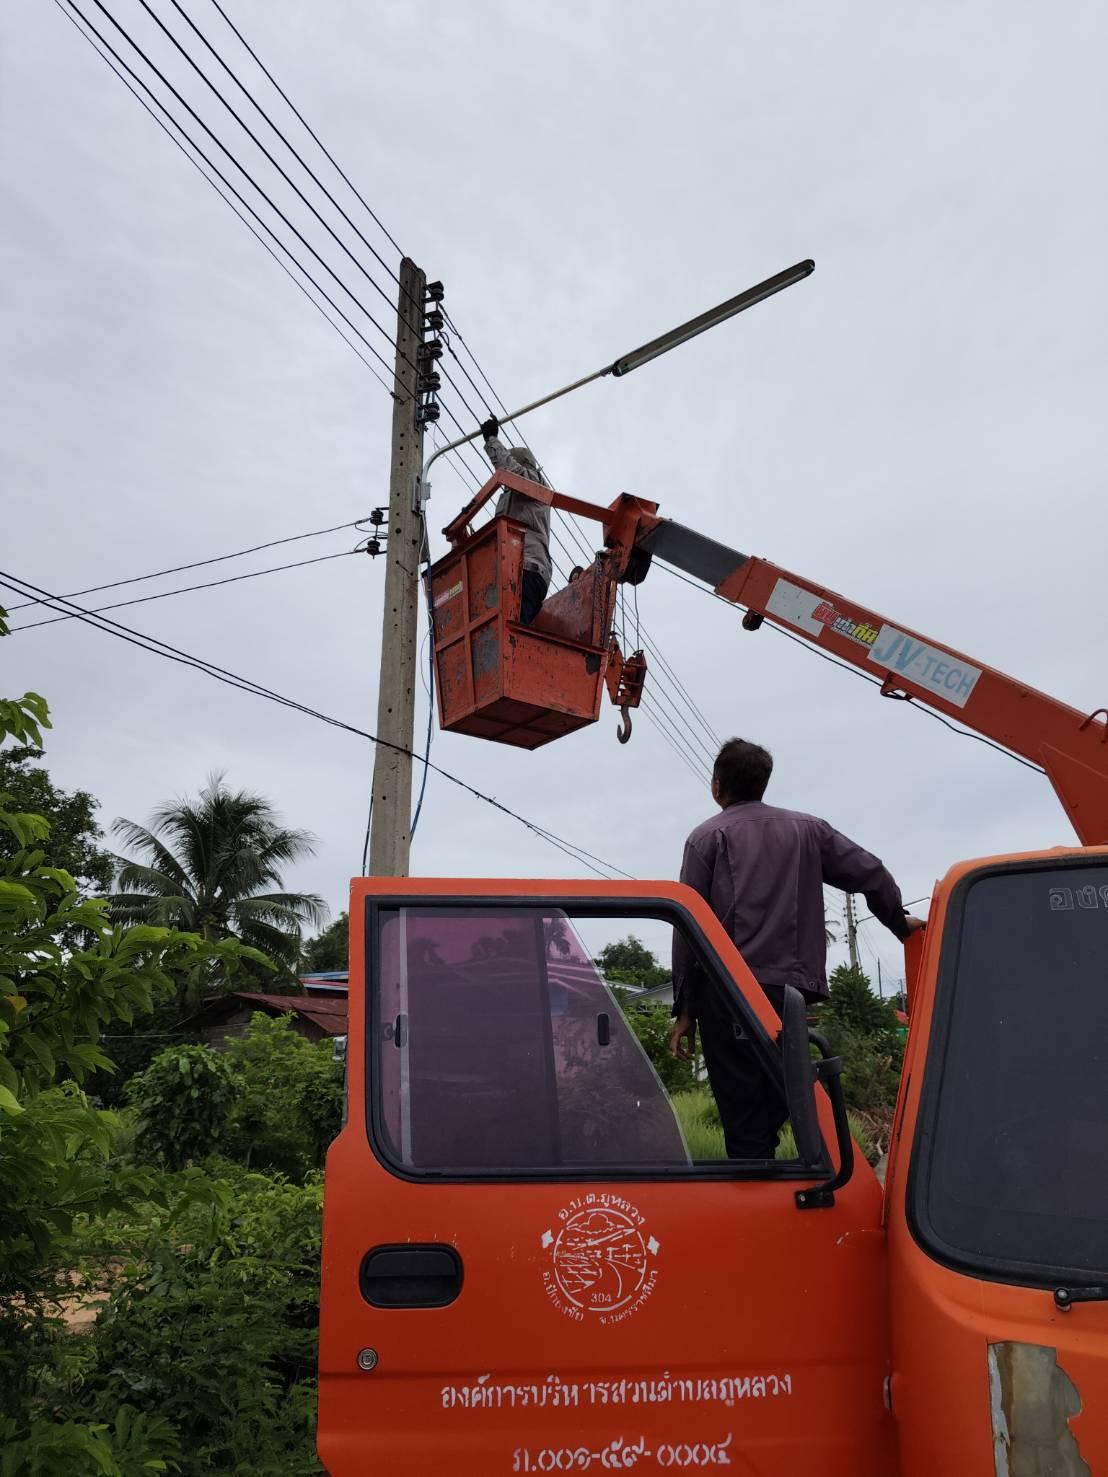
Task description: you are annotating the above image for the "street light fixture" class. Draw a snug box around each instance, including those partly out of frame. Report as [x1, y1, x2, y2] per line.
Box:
[609, 259, 814, 377]
[418, 257, 815, 504]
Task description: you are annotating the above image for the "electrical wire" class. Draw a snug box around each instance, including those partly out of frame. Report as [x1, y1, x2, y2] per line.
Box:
[66, 0, 412, 380]
[207, 0, 404, 257]
[161, 0, 480, 462]
[167, 0, 401, 296]
[0, 569, 634, 881]
[57, 0, 486, 500]
[5, 513, 369, 612]
[128, 0, 412, 349]
[58, 0, 404, 387]
[8, 548, 357, 631]
[52, 0, 402, 403]
[655, 562, 1048, 777]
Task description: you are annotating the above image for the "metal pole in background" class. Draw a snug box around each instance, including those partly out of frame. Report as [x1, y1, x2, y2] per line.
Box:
[368, 257, 427, 876]
[845, 894, 860, 971]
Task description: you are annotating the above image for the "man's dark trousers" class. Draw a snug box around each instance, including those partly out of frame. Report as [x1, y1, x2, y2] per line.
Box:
[520, 570, 548, 624]
[696, 980, 789, 1160]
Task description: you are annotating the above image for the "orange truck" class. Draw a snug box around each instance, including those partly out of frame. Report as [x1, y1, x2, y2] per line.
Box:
[318, 480, 1108, 1474]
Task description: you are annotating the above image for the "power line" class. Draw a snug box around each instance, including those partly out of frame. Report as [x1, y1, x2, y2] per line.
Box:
[8, 548, 357, 631]
[0, 568, 634, 882]
[168, 0, 402, 294]
[67, 0, 412, 381]
[54, 0, 399, 402]
[5, 512, 368, 612]
[56, 0, 482, 500]
[160, 0, 478, 449]
[59, 0, 403, 387]
[130, 0, 410, 344]
[207, 0, 403, 258]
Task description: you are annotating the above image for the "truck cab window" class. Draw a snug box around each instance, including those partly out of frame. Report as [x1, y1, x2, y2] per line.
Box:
[368, 904, 796, 1178]
[912, 863, 1108, 1283]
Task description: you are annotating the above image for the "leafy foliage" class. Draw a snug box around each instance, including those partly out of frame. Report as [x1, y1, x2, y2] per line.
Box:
[127, 1046, 239, 1171]
[595, 934, 671, 989]
[0, 663, 270, 1457]
[110, 775, 327, 982]
[813, 964, 905, 1112]
[74, 1167, 324, 1475]
[301, 911, 348, 973]
[0, 747, 114, 896]
[0, 1406, 181, 1476]
[222, 1013, 343, 1177]
[613, 991, 695, 1095]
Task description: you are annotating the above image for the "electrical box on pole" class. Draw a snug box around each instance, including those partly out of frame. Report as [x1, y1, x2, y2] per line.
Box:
[368, 257, 427, 877]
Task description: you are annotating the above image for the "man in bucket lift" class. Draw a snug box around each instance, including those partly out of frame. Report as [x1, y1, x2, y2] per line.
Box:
[480, 416, 552, 624]
[669, 737, 924, 1160]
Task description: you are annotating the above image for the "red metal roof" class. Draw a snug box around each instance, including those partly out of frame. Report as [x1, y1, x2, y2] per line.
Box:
[233, 991, 348, 1035]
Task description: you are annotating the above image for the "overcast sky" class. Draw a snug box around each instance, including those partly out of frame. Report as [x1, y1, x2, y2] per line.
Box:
[4, 0, 1106, 987]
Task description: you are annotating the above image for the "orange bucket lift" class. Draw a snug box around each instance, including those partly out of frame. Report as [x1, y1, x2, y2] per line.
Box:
[428, 471, 655, 749]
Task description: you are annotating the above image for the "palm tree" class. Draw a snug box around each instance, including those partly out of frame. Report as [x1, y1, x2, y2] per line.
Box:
[110, 776, 327, 986]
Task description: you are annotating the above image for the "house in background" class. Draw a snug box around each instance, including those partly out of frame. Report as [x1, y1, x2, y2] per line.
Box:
[197, 972, 349, 1048]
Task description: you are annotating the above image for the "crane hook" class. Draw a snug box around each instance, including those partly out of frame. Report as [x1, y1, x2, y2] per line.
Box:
[617, 704, 633, 744]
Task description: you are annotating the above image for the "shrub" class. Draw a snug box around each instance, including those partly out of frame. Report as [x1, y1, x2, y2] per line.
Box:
[74, 1167, 324, 1476]
[127, 1045, 239, 1170]
[222, 1014, 343, 1177]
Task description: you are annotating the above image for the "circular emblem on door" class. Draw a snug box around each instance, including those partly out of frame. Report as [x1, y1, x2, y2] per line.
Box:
[540, 1193, 660, 1325]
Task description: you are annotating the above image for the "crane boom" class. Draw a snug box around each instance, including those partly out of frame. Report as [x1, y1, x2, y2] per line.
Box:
[638, 519, 1108, 844]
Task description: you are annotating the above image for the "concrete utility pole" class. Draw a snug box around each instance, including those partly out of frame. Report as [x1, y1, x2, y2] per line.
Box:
[845, 894, 860, 971]
[368, 257, 427, 876]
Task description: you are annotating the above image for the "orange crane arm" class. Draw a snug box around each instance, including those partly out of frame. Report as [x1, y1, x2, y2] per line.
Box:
[636, 520, 1108, 844]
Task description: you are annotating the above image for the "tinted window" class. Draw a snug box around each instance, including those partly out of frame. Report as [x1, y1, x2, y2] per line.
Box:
[915, 864, 1108, 1281]
[369, 905, 792, 1176]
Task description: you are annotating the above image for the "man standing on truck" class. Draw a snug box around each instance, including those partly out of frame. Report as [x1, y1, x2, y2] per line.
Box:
[480, 416, 552, 624]
[669, 737, 924, 1159]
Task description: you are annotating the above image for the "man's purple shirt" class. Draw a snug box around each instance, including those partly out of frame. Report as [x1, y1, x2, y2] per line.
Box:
[673, 800, 908, 1014]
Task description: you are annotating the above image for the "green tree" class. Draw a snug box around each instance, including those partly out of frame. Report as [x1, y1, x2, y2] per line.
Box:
[0, 747, 114, 895]
[595, 934, 671, 989]
[111, 775, 327, 989]
[301, 911, 348, 973]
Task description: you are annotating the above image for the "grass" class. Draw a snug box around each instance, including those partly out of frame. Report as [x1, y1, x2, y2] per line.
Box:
[671, 1087, 879, 1164]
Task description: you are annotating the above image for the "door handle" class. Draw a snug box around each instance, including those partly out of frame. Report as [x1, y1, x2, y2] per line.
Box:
[360, 1244, 463, 1308]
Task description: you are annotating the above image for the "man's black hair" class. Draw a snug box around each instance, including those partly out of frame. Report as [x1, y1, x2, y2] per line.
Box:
[713, 738, 773, 804]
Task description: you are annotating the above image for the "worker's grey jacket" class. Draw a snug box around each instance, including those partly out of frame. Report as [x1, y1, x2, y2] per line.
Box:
[484, 436, 552, 585]
[672, 800, 909, 1015]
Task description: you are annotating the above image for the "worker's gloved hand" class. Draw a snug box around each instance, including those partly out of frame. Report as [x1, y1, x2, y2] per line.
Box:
[480, 416, 499, 440]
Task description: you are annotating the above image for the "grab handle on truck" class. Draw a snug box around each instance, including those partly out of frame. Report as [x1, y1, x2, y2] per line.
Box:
[778, 986, 856, 1211]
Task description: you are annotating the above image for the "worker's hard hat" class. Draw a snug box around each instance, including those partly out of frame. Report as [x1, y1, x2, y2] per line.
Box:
[511, 448, 538, 470]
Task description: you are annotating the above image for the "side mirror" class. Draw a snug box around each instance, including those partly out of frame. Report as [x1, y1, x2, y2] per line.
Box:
[777, 985, 856, 1210]
[778, 985, 823, 1167]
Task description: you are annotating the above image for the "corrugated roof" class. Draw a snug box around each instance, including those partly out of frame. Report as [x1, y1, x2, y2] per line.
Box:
[233, 991, 348, 1035]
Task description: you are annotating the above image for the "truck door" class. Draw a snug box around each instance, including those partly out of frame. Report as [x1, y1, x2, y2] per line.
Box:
[885, 852, 1108, 1475]
[319, 878, 895, 1476]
